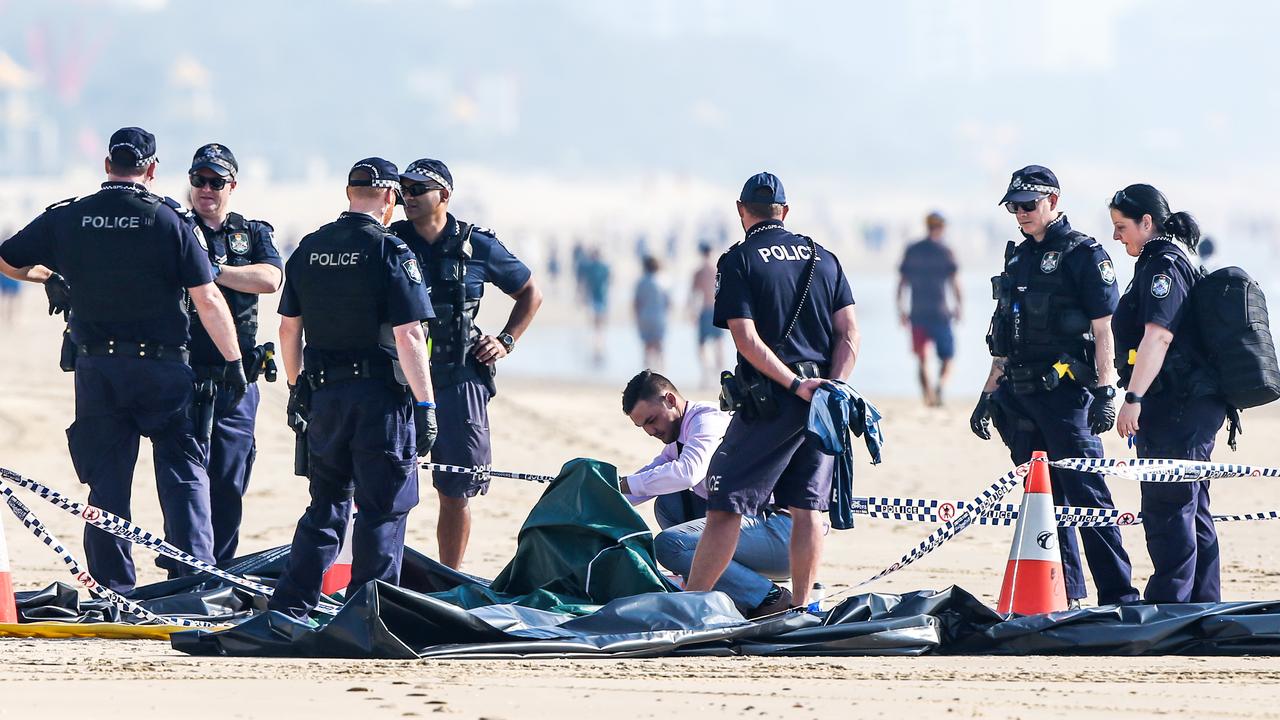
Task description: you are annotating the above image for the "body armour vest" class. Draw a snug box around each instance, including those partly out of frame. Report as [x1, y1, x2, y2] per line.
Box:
[186, 212, 270, 360]
[289, 219, 390, 354]
[426, 222, 481, 369]
[987, 230, 1094, 365]
[55, 188, 178, 324]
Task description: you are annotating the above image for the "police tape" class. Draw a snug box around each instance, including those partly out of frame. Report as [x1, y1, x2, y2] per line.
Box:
[422, 462, 555, 483]
[0, 478, 216, 628]
[1052, 457, 1280, 482]
[855, 496, 1280, 527]
[0, 467, 342, 617]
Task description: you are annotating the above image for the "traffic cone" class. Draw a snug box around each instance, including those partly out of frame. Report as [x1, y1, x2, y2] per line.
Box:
[320, 505, 355, 596]
[0, 509, 16, 623]
[996, 451, 1068, 615]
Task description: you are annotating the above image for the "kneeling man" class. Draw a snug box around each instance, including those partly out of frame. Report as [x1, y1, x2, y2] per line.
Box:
[621, 370, 793, 617]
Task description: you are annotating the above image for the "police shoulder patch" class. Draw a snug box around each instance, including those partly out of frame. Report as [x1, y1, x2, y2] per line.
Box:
[402, 257, 423, 284]
[1151, 273, 1172, 298]
[714, 271, 721, 296]
[193, 225, 209, 252]
[228, 232, 251, 255]
[1098, 259, 1116, 285]
[1040, 251, 1061, 273]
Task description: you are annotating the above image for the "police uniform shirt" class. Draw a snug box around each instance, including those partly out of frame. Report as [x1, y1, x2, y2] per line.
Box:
[187, 213, 283, 365]
[0, 181, 213, 346]
[1113, 237, 1200, 360]
[1009, 215, 1119, 322]
[390, 215, 532, 299]
[278, 212, 434, 368]
[714, 219, 855, 366]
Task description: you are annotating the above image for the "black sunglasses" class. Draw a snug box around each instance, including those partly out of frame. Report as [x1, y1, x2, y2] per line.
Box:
[399, 182, 438, 197]
[190, 174, 230, 190]
[1004, 198, 1043, 213]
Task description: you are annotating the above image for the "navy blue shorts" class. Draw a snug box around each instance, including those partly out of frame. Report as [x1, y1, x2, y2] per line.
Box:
[911, 318, 955, 360]
[429, 378, 493, 498]
[705, 394, 833, 516]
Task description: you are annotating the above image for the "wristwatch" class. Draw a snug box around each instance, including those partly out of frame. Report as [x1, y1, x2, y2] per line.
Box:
[1091, 385, 1116, 399]
[1124, 391, 1143, 405]
[497, 332, 516, 354]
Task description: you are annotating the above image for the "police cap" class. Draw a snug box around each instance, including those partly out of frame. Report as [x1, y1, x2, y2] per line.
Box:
[999, 165, 1060, 205]
[108, 127, 157, 168]
[348, 157, 404, 205]
[400, 158, 453, 193]
[739, 172, 786, 205]
[190, 143, 238, 177]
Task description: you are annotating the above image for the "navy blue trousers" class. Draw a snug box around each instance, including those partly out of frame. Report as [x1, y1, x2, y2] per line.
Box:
[67, 356, 214, 594]
[1135, 393, 1226, 603]
[268, 380, 419, 619]
[195, 382, 259, 565]
[992, 382, 1140, 604]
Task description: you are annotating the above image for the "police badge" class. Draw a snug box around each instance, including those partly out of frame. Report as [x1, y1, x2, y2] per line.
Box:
[1040, 251, 1061, 273]
[229, 232, 250, 255]
[402, 258, 423, 284]
[1151, 273, 1172, 298]
[1098, 259, 1116, 285]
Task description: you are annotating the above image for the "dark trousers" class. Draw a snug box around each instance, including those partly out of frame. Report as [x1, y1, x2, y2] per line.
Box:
[1135, 393, 1226, 603]
[992, 382, 1140, 604]
[268, 380, 419, 619]
[66, 356, 214, 594]
[195, 382, 260, 565]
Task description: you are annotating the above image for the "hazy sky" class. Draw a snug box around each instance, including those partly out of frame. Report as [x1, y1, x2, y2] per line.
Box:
[0, 0, 1277, 205]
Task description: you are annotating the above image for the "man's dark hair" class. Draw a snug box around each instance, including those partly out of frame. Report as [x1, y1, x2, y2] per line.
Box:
[622, 369, 678, 414]
[740, 201, 785, 220]
[108, 160, 148, 177]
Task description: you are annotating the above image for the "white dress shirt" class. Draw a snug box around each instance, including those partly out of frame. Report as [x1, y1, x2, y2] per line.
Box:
[626, 401, 731, 503]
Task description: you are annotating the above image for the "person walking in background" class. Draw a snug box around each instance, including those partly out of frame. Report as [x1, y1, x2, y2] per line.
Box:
[581, 247, 611, 367]
[634, 254, 670, 372]
[691, 241, 724, 388]
[897, 211, 961, 406]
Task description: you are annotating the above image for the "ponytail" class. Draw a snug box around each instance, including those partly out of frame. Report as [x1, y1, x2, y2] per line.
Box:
[1164, 211, 1201, 250]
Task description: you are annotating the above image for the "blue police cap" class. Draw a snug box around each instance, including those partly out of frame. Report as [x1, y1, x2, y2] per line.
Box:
[999, 165, 1060, 205]
[739, 172, 786, 205]
[400, 158, 453, 193]
[108, 126, 157, 168]
[190, 143, 238, 177]
[348, 157, 404, 205]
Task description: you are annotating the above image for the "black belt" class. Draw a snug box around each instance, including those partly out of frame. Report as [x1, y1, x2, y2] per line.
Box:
[304, 359, 396, 391]
[77, 340, 188, 364]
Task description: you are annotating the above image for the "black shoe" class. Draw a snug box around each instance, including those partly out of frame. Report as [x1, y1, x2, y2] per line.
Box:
[1067, 598, 1082, 610]
[746, 585, 794, 619]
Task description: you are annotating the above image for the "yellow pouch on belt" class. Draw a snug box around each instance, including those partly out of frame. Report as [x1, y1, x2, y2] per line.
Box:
[1127, 349, 1137, 366]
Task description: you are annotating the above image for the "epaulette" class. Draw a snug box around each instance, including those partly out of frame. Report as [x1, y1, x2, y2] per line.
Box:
[160, 196, 197, 222]
[45, 196, 78, 212]
[471, 225, 496, 237]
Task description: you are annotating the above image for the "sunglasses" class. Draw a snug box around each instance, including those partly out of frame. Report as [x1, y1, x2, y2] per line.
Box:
[400, 182, 438, 197]
[1004, 198, 1043, 213]
[190, 174, 230, 190]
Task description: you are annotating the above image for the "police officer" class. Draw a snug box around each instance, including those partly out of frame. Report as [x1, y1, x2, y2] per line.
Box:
[268, 158, 437, 619]
[970, 165, 1139, 607]
[684, 172, 859, 613]
[0, 127, 246, 594]
[1109, 184, 1224, 603]
[183, 143, 283, 565]
[391, 158, 542, 570]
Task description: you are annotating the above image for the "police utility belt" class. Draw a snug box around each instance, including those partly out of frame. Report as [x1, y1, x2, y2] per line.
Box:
[1002, 354, 1096, 396]
[720, 361, 824, 421]
[303, 358, 399, 392]
[76, 339, 189, 364]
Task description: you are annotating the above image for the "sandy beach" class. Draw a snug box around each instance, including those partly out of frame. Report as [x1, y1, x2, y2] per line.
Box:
[3, 288, 1280, 719]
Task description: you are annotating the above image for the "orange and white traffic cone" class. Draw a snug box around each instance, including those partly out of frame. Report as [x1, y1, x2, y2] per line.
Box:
[320, 505, 355, 597]
[997, 451, 1068, 615]
[0, 509, 16, 623]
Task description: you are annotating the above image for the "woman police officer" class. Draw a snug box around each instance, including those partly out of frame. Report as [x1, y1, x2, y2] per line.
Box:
[1109, 184, 1224, 603]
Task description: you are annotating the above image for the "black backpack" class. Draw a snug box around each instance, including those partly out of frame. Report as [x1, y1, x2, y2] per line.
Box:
[1191, 266, 1280, 410]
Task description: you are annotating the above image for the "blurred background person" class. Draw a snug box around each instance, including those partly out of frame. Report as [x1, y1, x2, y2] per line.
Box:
[897, 211, 961, 406]
[690, 241, 724, 388]
[634, 254, 670, 371]
[580, 247, 611, 367]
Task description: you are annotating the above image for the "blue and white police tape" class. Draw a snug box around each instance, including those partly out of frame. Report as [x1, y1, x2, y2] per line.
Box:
[0, 480, 216, 628]
[1051, 457, 1280, 482]
[421, 462, 555, 484]
[0, 467, 342, 617]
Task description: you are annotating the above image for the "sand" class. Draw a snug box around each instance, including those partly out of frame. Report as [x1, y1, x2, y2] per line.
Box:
[3, 287, 1280, 719]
